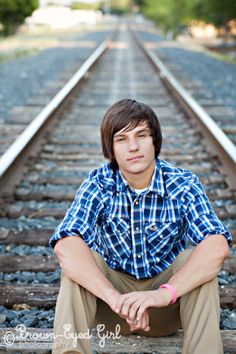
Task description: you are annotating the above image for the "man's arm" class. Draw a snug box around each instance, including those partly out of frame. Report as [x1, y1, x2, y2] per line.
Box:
[166, 233, 230, 297]
[115, 234, 230, 328]
[55, 236, 150, 331]
[54, 236, 120, 311]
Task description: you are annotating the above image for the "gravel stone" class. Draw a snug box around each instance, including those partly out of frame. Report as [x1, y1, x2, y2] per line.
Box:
[0, 313, 6, 324]
[220, 309, 236, 329]
[23, 316, 39, 327]
[0, 217, 58, 231]
[0, 244, 54, 256]
[6, 310, 18, 320]
[218, 270, 236, 285]
[0, 269, 61, 285]
[9, 319, 22, 327]
[1, 266, 235, 285]
[0, 306, 235, 330]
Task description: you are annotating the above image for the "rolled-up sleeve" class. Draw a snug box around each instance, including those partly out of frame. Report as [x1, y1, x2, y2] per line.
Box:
[183, 175, 232, 245]
[49, 178, 103, 248]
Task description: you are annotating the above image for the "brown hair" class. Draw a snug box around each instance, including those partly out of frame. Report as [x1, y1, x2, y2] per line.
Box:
[100, 98, 162, 167]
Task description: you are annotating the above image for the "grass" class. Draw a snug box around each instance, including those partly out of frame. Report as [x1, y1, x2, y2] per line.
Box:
[204, 49, 236, 64]
[0, 48, 39, 63]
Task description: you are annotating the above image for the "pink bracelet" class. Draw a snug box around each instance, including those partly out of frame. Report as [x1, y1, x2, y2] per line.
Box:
[160, 283, 177, 305]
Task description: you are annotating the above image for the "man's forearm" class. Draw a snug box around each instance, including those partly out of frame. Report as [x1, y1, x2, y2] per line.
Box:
[54, 236, 120, 309]
[167, 234, 230, 299]
[114, 234, 230, 328]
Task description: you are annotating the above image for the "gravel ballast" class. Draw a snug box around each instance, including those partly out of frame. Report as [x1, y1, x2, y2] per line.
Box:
[138, 30, 236, 126]
[0, 306, 235, 330]
[0, 29, 112, 121]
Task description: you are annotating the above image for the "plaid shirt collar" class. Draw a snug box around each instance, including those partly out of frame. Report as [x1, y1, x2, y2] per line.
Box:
[115, 159, 165, 197]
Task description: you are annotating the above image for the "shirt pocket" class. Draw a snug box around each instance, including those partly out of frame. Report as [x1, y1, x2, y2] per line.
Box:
[102, 217, 131, 260]
[145, 222, 179, 257]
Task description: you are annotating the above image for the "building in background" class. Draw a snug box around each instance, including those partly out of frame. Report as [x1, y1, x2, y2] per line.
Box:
[28, 0, 104, 28]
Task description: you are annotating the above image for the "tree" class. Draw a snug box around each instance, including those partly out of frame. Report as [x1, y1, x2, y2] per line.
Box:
[71, 1, 101, 11]
[193, 0, 236, 28]
[140, 0, 188, 36]
[139, 0, 236, 36]
[0, 0, 39, 36]
[110, 0, 130, 14]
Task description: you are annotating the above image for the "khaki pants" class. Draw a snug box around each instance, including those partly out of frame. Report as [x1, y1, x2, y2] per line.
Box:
[52, 249, 223, 354]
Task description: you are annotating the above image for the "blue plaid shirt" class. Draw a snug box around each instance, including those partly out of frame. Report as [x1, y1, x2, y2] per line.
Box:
[50, 158, 232, 279]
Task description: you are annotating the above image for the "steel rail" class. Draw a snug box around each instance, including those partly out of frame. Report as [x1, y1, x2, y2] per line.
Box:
[132, 29, 236, 189]
[0, 33, 114, 184]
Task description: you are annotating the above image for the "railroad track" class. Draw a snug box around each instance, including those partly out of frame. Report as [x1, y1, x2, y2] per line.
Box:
[135, 26, 236, 150]
[0, 24, 235, 353]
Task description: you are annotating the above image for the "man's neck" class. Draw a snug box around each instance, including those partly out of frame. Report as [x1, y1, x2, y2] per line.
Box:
[120, 162, 155, 190]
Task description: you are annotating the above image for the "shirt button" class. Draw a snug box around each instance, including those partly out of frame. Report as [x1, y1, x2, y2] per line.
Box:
[135, 226, 139, 231]
[135, 200, 139, 205]
[137, 254, 142, 259]
[150, 225, 157, 231]
[160, 235, 163, 239]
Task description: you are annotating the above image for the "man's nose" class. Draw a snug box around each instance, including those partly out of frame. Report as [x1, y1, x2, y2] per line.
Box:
[128, 138, 139, 152]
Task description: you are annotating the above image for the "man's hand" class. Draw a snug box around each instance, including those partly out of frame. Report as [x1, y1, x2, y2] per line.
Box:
[106, 289, 150, 332]
[113, 289, 172, 331]
[127, 308, 150, 332]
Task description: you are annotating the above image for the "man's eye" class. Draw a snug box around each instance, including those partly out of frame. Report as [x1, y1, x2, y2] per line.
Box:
[138, 133, 147, 138]
[116, 138, 125, 142]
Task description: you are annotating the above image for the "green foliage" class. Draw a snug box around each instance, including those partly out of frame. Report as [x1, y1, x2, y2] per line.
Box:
[139, 0, 236, 35]
[0, 48, 39, 64]
[72, 0, 129, 14]
[71, 1, 101, 11]
[188, 0, 236, 27]
[0, 0, 39, 36]
[109, 0, 130, 14]
[96, 0, 130, 15]
[140, 0, 187, 36]
[134, 0, 145, 6]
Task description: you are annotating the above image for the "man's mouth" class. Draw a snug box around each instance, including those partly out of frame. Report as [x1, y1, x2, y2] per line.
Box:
[127, 155, 144, 162]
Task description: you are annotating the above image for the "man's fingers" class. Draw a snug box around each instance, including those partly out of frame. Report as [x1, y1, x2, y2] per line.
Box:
[115, 294, 130, 314]
[142, 310, 150, 331]
[115, 292, 151, 329]
[127, 310, 150, 332]
[136, 302, 149, 321]
[116, 293, 140, 317]
[126, 296, 148, 320]
[138, 310, 148, 330]
[120, 298, 137, 317]
[143, 324, 150, 332]
[127, 299, 142, 320]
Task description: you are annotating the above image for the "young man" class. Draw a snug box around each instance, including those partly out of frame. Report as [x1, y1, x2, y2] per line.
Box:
[50, 98, 232, 354]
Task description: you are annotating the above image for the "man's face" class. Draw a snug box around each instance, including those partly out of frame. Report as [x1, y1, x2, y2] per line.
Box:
[113, 123, 156, 178]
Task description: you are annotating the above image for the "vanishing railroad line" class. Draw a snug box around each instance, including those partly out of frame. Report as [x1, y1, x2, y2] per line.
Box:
[0, 25, 235, 353]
